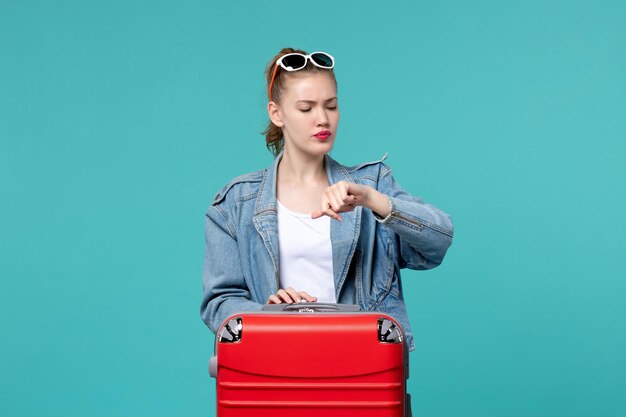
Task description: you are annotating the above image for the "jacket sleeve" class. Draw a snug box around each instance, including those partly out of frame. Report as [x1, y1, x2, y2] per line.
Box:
[375, 165, 454, 270]
[200, 204, 262, 333]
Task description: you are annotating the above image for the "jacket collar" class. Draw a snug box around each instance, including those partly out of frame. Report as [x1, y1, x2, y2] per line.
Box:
[253, 152, 362, 299]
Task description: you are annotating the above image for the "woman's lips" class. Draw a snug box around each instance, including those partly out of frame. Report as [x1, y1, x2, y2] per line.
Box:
[314, 131, 331, 139]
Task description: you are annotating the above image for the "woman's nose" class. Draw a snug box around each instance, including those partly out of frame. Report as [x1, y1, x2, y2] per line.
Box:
[316, 108, 329, 126]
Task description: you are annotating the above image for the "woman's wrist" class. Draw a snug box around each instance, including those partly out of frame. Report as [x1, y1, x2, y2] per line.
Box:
[362, 188, 391, 218]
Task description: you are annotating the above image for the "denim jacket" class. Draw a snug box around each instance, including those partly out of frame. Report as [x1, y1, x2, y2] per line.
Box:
[201, 152, 453, 351]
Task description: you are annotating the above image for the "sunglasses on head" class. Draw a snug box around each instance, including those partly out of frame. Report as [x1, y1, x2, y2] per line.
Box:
[268, 51, 335, 102]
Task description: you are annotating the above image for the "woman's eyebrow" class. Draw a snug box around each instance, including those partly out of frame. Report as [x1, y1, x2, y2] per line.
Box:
[296, 97, 338, 104]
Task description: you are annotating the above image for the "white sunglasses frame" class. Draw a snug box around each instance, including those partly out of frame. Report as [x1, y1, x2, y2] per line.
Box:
[275, 51, 335, 71]
[269, 51, 335, 101]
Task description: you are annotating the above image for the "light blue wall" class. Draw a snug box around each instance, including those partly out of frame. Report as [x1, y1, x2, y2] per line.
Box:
[1, 1, 625, 416]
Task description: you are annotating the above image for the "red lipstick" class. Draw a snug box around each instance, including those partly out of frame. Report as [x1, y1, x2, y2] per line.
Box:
[314, 130, 331, 139]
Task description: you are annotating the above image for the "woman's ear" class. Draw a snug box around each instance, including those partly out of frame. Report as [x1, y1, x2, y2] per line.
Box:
[268, 101, 284, 128]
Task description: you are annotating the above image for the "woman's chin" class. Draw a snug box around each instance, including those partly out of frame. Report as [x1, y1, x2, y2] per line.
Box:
[285, 139, 335, 158]
[312, 138, 335, 151]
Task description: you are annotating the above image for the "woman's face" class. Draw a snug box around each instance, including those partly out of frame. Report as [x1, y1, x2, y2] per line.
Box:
[271, 71, 339, 158]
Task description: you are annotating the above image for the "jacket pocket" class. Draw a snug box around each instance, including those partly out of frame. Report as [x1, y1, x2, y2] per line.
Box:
[365, 232, 396, 310]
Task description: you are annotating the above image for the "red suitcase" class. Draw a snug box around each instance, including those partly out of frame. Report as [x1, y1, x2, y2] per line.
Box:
[208, 303, 411, 417]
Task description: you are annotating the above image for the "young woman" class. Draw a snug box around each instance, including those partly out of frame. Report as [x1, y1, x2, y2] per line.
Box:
[200, 48, 453, 351]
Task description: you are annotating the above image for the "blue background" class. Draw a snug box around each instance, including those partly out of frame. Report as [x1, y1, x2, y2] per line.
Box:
[1, 1, 625, 416]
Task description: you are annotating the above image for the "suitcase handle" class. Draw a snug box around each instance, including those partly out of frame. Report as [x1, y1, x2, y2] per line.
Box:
[261, 302, 361, 312]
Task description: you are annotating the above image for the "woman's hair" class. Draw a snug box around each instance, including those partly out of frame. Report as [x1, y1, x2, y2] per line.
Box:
[263, 47, 337, 156]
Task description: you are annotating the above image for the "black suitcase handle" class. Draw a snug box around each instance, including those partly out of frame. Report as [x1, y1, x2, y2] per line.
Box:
[261, 302, 361, 312]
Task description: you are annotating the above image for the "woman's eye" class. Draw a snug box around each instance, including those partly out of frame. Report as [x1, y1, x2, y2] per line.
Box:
[299, 108, 311, 112]
[327, 106, 337, 110]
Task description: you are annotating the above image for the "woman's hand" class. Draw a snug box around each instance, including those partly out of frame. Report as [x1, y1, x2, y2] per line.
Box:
[267, 287, 318, 304]
[311, 181, 391, 221]
[311, 181, 370, 221]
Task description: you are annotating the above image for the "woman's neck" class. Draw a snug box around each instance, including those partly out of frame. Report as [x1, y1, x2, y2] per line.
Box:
[278, 147, 327, 185]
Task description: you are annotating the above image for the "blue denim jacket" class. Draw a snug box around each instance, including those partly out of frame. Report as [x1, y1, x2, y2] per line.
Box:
[201, 152, 453, 351]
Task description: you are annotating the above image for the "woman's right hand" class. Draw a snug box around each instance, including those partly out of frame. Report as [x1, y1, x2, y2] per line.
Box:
[267, 287, 317, 304]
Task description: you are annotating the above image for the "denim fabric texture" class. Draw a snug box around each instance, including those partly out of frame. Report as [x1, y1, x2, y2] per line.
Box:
[201, 152, 454, 351]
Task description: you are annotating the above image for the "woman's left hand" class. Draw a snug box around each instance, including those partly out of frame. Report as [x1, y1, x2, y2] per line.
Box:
[311, 181, 372, 221]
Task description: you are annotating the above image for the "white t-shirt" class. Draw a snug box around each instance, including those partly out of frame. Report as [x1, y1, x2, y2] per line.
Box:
[276, 200, 336, 303]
